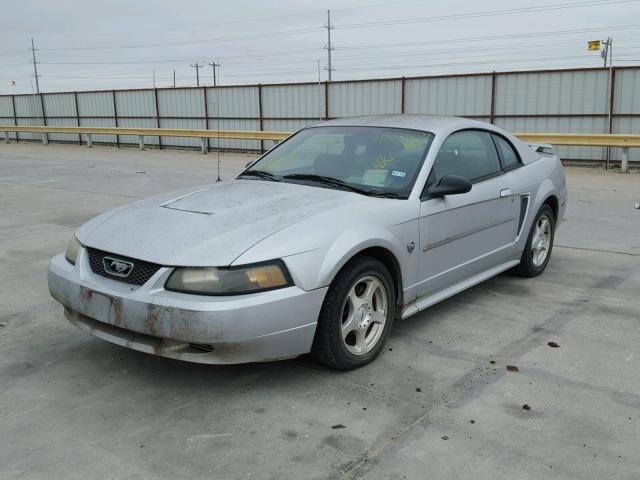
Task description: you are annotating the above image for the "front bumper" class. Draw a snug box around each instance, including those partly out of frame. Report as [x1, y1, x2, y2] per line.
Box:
[47, 249, 327, 364]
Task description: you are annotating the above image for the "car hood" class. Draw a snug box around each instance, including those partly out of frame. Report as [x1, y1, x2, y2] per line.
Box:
[76, 179, 359, 266]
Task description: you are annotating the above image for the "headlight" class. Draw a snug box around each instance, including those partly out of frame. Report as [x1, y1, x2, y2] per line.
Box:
[165, 261, 292, 295]
[65, 236, 82, 265]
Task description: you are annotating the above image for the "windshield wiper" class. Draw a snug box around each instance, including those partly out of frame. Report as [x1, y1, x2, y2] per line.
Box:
[366, 191, 404, 199]
[237, 170, 280, 182]
[282, 173, 371, 194]
[282, 173, 400, 198]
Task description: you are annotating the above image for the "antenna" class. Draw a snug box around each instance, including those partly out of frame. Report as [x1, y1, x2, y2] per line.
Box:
[317, 59, 322, 121]
[215, 84, 221, 182]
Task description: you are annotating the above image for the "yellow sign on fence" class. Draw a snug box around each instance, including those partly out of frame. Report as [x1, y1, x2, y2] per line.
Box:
[588, 40, 601, 51]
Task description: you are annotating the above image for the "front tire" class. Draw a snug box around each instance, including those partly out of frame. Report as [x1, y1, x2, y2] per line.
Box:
[312, 256, 396, 370]
[515, 204, 555, 277]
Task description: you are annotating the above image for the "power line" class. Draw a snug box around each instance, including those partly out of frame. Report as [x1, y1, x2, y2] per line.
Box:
[41, 67, 320, 81]
[34, 48, 324, 65]
[335, 53, 615, 73]
[30, 24, 640, 69]
[336, 24, 640, 50]
[335, 0, 640, 30]
[38, 27, 323, 52]
[0, 62, 30, 69]
[30, 0, 637, 53]
[219, 42, 640, 67]
[4, 3, 639, 92]
[31, 10, 323, 40]
[42, 52, 629, 82]
[25, 45, 640, 85]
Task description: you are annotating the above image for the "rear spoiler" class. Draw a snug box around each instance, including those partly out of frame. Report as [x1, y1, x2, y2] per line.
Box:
[527, 143, 556, 156]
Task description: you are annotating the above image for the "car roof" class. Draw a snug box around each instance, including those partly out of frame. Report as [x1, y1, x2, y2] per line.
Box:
[311, 114, 493, 136]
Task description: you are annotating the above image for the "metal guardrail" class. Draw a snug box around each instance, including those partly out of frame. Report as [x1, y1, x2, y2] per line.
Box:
[515, 133, 639, 172]
[1, 125, 289, 153]
[1, 125, 290, 141]
[2, 126, 637, 172]
[515, 132, 640, 148]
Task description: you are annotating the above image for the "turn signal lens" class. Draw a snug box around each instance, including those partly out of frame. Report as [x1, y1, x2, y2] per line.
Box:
[165, 261, 291, 295]
[246, 265, 287, 288]
[65, 236, 82, 265]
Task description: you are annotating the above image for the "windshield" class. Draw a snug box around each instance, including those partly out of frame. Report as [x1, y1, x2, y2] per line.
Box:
[242, 126, 434, 198]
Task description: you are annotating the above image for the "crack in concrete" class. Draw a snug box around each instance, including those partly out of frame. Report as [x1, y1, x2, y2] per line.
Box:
[556, 244, 640, 257]
[523, 366, 640, 410]
[337, 266, 635, 479]
[2, 181, 140, 199]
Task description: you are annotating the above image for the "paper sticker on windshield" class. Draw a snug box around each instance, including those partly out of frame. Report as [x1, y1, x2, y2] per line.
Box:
[362, 169, 387, 187]
[391, 170, 407, 178]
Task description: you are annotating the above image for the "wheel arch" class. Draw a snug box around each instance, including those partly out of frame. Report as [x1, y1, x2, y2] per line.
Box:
[316, 227, 408, 309]
[543, 194, 559, 222]
[530, 178, 558, 226]
[348, 246, 404, 308]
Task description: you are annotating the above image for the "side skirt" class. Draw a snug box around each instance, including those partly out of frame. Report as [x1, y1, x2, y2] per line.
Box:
[400, 259, 520, 320]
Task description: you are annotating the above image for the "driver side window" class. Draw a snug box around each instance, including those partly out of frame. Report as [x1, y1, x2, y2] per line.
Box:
[429, 130, 502, 185]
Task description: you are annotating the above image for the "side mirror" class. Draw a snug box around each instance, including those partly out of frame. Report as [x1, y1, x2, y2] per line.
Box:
[428, 175, 472, 197]
[245, 160, 255, 168]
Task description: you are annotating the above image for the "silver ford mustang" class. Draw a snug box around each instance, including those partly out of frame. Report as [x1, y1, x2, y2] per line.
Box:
[48, 115, 567, 370]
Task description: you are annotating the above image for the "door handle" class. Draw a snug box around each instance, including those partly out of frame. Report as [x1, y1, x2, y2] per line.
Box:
[500, 188, 512, 197]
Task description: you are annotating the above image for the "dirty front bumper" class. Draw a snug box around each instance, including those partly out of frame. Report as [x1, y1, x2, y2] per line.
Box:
[47, 250, 327, 364]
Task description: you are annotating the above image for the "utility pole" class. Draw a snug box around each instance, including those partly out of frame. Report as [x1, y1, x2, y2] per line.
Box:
[602, 37, 612, 67]
[208, 60, 220, 86]
[324, 10, 334, 81]
[600, 37, 614, 169]
[173, 69, 176, 88]
[190, 62, 202, 87]
[152, 70, 156, 88]
[30, 38, 40, 94]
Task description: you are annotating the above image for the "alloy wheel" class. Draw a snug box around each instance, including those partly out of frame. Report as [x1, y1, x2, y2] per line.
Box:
[340, 275, 388, 355]
[531, 213, 552, 267]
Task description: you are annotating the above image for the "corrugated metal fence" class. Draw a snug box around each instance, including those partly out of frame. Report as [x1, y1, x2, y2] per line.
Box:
[1, 66, 639, 162]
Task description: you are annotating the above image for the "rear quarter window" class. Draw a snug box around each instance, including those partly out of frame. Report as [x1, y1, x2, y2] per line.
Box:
[493, 134, 521, 171]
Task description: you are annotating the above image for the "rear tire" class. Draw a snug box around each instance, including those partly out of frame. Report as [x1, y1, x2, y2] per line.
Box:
[312, 256, 395, 370]
[515, 204, 555, 277]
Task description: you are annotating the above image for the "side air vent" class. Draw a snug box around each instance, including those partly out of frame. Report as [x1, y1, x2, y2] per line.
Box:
[517, 195, 530, 236]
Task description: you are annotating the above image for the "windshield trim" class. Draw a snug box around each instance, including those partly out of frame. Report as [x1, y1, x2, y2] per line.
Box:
[240, 125, 435, 200]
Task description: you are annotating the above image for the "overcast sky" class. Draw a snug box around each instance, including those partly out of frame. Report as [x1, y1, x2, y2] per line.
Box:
[2, 0, 640, 94]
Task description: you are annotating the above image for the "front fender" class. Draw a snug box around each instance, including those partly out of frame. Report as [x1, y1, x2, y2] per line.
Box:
[317, 225, 406, 289]
[232, 198, 420, 298]
[271, 223, 417, 303]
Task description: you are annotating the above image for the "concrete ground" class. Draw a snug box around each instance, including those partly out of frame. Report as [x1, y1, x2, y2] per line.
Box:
[1, 143, 639, 480]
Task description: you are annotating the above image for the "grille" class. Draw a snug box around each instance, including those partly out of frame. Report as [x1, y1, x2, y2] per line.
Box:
[87, 248, 163, 286]
[189, 343, 215, 353]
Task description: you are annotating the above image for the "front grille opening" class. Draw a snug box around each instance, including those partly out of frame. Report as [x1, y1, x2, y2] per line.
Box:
[87, 248, 162, 286]
[188, 343, 215, 353]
